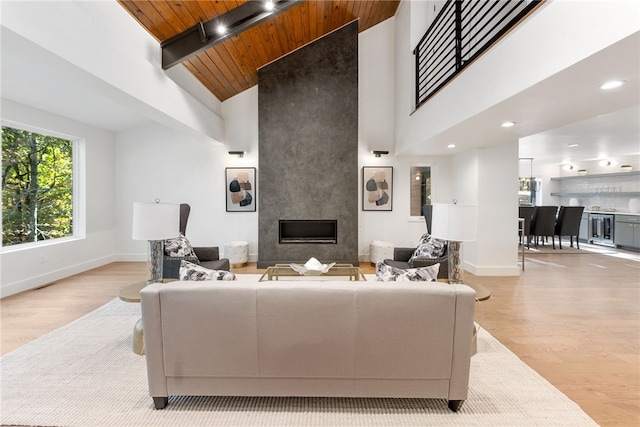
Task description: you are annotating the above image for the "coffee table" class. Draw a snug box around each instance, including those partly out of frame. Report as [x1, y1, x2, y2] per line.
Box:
[259, 264, 366, 281]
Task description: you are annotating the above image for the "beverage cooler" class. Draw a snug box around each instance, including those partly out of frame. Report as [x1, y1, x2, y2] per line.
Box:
[590, 213, 615, 247]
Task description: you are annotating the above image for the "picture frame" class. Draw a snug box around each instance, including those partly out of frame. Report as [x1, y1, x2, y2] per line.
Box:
[362, 166, 393, 211]
[225, 167, 256, 212]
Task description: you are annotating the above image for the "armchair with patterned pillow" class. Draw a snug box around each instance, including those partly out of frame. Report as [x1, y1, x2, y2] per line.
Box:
[162, 204, 230, 279]
[383, 233, 449, 280]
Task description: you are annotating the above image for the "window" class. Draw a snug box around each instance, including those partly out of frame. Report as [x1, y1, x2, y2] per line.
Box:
[2, 125, 75, 247]
[410, 166, 432, 216]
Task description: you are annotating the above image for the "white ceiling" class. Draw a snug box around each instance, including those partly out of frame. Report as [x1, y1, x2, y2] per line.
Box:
[519, 104, 640, 163]
[1, 22, 638, 164]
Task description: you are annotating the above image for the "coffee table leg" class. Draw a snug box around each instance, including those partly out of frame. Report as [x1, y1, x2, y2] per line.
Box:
[133, 318, 144, 355]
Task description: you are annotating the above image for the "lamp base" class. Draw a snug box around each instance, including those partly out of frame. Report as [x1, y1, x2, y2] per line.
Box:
[447, 241, 464, 284]
[147, 240, 164, 284]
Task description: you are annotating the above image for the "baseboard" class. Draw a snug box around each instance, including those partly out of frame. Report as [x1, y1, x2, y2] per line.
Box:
[0, 255, 117, 298]
[465, 261, 520, 276]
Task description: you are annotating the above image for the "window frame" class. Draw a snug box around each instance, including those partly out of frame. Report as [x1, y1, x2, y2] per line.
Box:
[1, 120, 85, 252]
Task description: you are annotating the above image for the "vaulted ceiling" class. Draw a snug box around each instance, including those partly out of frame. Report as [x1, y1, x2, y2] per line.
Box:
[117, 0, 400, 101]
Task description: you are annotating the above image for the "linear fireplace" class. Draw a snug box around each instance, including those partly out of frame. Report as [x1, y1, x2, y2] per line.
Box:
[279, 220, 337, 244]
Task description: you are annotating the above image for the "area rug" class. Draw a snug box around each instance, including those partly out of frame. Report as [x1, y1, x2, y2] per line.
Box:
[0, 297, 598, 426]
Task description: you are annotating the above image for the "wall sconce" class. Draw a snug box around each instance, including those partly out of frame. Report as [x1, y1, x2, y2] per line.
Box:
[229, 151, 246, 158]
[598, 160, 611, 167]
[371, 150, 389, 157]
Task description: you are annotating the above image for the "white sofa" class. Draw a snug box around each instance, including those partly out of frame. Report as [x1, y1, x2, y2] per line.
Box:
[140, 279, 476, 411]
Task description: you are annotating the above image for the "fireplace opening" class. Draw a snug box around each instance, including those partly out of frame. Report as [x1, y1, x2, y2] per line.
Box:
[279, 220, 337, 244]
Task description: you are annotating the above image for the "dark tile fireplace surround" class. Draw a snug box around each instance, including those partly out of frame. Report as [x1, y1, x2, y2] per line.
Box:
[257, 22, 359, 268]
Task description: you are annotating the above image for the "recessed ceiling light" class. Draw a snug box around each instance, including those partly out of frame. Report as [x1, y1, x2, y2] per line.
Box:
[216, 24, 227, 35]
[598, 160, 611, 167]
[447, 144, 456, 149]
[264, 1, 275, 11]
[567, 143, 579, 148]
[501, 121, 515, 128]
[600, 80, 625, 90]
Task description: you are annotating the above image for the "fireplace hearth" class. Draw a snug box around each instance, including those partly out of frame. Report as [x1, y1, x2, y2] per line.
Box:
[279, 220, 337, 244]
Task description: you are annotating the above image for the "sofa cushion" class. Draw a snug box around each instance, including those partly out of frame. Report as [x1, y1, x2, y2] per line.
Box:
[179, 260, 236, 281]
[165, 233, 198, 258]
[409, 233, 446, 266]
[375, 262, 439, 282]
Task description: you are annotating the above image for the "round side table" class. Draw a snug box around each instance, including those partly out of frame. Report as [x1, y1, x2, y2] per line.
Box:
[119, 280, 176, 355]
[370, 240, 394, 266]
[224, 241, 249, 268]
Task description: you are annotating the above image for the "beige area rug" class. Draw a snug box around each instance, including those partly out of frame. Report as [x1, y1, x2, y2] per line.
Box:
[0, 294, 598, 426]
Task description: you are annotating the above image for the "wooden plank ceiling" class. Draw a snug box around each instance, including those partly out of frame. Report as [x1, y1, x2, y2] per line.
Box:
[118, 0, 400, 101]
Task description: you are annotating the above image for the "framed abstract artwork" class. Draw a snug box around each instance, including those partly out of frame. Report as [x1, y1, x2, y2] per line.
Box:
[362, 166, 393, 211]
[225, 167, 256, 212]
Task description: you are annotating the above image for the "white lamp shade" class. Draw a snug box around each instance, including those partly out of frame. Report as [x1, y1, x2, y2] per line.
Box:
[430, 203, 477, 242]
[132, 202, 180, 241]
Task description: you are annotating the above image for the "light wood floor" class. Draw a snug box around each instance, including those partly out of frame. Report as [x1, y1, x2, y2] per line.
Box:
[1, 247, 639, 426]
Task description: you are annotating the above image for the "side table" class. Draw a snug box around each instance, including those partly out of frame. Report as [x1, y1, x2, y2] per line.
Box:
[119, 281, 147, 355]
[370, 241, 394, 266]
[438, 280, 491, 356]
[119, 279, 176, 355]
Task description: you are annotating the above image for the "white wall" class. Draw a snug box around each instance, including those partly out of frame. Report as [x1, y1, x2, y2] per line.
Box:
[114, 122, 260, 262]
[359, 18, 395, 153]
[357, 150, 453, 262]
[473, 142, 520, 275]
[1, 0, 224, 142]
[0, 100, 117, 297]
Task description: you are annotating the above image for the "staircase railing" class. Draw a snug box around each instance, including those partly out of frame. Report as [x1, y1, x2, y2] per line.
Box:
[414, 0, 543, 109]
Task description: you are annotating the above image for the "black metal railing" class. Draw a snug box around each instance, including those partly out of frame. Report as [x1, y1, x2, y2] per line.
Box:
[414, 0, 543, 109]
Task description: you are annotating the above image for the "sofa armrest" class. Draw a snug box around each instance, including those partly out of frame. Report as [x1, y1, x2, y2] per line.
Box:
[140, 284, 168, 401]
[200, 258, 231, 272]
[163, 255, 199, 279]
[193, 246, 220, 261]
[448, 284, 476, 402]
[393, 247, 415, 262]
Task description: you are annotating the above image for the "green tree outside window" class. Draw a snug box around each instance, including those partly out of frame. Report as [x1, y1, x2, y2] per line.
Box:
[2, 126, 74, 247]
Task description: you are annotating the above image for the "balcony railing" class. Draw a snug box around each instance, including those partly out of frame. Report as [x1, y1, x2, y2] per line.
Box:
[414, 0, 543, 109]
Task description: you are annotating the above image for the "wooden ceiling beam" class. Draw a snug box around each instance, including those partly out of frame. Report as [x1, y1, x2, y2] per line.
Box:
[161, 0, 304, 69]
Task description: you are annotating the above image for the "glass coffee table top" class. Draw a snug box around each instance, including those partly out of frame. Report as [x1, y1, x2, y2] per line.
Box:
[259, 264, 366, 281]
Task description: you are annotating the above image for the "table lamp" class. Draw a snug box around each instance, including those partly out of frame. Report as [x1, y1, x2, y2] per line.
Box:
[132, 200, 180, 284]
[430, 202, 477, 284]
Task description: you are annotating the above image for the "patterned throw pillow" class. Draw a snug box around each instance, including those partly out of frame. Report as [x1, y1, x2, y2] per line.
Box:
[164, 233, 197, 258]
[408, 233, 446, 267]
[179, 260, 236, 281]
[375, 262, 440, 282]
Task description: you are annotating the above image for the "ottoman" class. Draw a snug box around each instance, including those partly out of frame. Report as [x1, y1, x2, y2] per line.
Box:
[370, 240, 394, 266]
[224, 241, 249, 268]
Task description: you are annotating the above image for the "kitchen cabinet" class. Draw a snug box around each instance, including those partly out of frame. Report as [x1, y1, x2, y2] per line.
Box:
[579, 213, 589, 242]
[615, 215, 640, 250]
